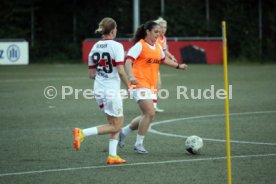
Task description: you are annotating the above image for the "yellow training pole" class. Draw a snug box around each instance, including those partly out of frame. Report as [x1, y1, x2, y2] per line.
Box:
[222, 21, 232, 184]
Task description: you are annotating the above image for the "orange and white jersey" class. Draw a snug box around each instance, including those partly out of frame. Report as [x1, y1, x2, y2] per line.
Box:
[157, 35, 168, 51]
[88, 39, 125, 87]
[126, 39, 165, 89]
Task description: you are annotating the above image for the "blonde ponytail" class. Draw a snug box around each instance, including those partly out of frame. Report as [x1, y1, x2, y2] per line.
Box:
[155, 17, 167, 25]
[94, 17, 116, 35]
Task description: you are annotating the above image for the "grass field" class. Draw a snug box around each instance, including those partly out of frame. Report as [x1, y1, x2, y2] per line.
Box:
[0, 64, 276, 184]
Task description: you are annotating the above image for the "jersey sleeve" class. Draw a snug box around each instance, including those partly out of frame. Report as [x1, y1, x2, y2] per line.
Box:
[126, 42, 142, 61]
[114, 43, 125, 65]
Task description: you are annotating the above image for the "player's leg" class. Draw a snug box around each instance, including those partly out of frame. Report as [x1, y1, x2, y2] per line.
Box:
[96, 91, 124, 136]
[73, 116, 122, 151]
[119, 88, 152, 148]
[154, 72, 164, 112]
[118, 115, 141, 148]
[73, 97, 105, 151]
[134, 99, 155, 153]
[75, 116, 122, 150]
[73, 88, 124, 151]
[105, 115, 126, 164]
[122, 116, 141, 133]
[73, 120, 119, 151]
[119, 88, 142, 147]
[91, 116, 123, 135]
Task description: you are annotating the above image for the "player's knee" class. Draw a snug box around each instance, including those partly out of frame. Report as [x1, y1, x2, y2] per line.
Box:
[110, 124, 121, 133]
[145, 109, 155, 120]
[114, 125, 121, 133]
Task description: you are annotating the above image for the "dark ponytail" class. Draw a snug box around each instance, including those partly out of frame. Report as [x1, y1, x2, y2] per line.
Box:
[133, 24, 146, 44]
[133, 21, 159, 44]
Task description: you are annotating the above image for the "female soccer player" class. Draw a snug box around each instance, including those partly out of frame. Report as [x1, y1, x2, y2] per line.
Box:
[155, 17, 176, 62]
[154, 17, 177, 112]
[73, 17, 129, 164]
[119, 20, 187, 153]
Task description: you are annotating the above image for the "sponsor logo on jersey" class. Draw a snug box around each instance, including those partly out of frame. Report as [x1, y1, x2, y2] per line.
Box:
[146, 58, 160, 64]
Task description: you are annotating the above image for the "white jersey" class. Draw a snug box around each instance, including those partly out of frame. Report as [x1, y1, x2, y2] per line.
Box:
[127, 41, 165, 60]
[88, 39, 125, 88]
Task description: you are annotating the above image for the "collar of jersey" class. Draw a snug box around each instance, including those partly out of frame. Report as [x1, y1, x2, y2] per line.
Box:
[102, 38, 113, 41]
[142, 39, 157, 50]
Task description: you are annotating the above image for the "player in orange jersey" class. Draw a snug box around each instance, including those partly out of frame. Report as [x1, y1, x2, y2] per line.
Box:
[155, 17, 176, 62]
[153, 17, 177, 112]
[119, 20, 188, 153]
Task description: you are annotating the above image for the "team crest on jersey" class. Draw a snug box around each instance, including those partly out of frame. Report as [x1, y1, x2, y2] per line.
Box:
[140, 91, 146, 97]
[116, 107, 122, 115]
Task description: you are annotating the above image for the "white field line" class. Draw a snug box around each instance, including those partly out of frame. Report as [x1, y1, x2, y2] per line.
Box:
[0, 111, 275, 177]
[149, 111, 276, 146]
[0, 153, 275, 177]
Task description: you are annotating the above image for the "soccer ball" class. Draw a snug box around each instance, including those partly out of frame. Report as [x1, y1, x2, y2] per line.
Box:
[185, 135, 203, 155]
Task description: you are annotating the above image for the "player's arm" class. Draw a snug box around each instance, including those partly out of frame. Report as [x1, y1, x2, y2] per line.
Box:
[125, 58, 138, 85]
[163, 38, 177, 62]
[114, 43, 131, 89]
[124, 42, 142, 85]
[88, 47, 97, 79]
[165, 50, 177, 63]
[88, 62, 97, 79]
[163, 56, 188, 70]
[117, 65, 129, 90]
[88, 68, 96, 79]
[159, 44, 187, 70]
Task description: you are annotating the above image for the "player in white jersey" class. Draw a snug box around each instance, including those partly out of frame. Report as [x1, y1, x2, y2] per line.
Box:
[89, 39, 125, 114]
[72, 17, 129, 165]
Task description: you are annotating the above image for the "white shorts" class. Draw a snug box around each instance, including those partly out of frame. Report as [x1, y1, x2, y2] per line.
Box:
[130, 88, 154, 102]
[94, 88, 123, 117]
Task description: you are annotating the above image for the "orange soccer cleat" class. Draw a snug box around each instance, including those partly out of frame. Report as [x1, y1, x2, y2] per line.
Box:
[73, 128, 84, 151]
[106, 155, 126, 165]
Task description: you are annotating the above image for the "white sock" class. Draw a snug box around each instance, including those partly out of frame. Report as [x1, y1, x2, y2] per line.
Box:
[122, 124, 133, 136]
[83, 127, 98, 137]
[109, 139, 118, 156]
[135, 134, 145, 146]
[153, 101, 157, 109]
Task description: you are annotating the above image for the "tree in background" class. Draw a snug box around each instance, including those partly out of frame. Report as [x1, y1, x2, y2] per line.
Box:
[0, 0, 275, 62]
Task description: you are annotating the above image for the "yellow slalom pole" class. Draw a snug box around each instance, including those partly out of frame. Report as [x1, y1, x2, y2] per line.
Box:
[222, 21, 232, 184]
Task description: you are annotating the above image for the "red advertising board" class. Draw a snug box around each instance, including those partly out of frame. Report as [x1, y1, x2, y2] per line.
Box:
[82, 38, 222, 64]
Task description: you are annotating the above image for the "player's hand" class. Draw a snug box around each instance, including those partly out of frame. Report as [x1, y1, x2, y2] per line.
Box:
[129, 76, 138, 85]
[179, 64, 188, 70]
[89, 70, 96, 79]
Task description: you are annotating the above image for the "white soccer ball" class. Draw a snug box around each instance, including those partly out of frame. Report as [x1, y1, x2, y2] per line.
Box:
[185, 135, 203, 154]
